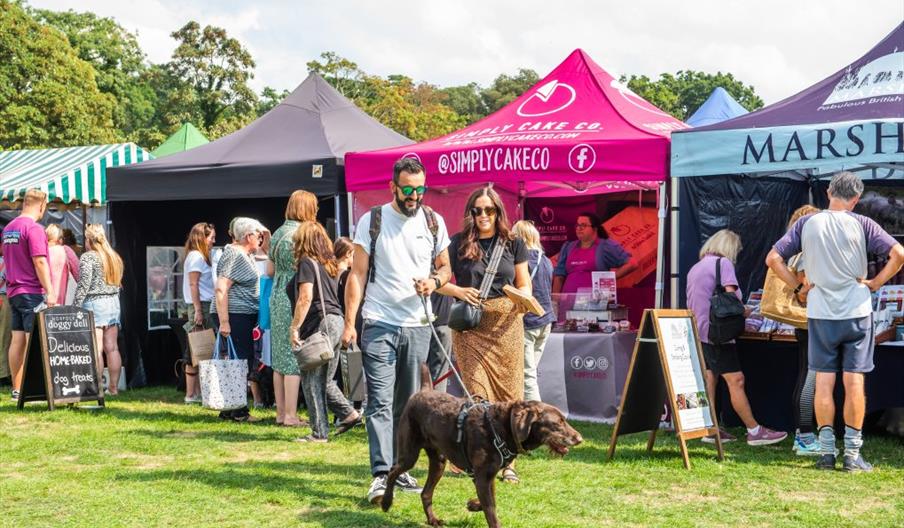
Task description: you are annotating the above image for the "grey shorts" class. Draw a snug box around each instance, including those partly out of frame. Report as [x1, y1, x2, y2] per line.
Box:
[808, 315, 874, 373]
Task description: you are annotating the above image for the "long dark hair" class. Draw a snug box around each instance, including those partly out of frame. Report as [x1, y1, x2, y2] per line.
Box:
[459, 186, 512, 261]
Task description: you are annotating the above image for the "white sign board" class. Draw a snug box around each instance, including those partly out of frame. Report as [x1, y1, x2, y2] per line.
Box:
[656, 316, 713, 431]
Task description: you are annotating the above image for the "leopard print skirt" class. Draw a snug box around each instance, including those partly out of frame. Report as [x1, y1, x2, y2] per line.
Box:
[453, 296, 524, 402]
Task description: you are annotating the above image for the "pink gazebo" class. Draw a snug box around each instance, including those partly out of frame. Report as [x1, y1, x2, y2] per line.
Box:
[345, 49, 687, 308]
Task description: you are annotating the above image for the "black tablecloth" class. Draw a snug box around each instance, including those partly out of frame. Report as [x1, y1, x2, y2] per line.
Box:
[716, 340, 904, 431]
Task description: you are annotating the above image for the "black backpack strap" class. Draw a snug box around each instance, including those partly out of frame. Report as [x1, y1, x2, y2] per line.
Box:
[422, 205, 439, 275]
[714, 257, 724, 293]
[367, 205, 382, 283]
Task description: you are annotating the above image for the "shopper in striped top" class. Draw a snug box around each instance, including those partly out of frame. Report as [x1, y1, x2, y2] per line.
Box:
[212, 217, 265, 422]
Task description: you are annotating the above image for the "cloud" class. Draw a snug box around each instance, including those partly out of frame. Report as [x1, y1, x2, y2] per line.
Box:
[27, 0, 904, 104]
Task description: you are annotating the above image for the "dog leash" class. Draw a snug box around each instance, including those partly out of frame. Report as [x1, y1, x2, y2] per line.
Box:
[419, 294, 476, 405]
[419, 294, 519, 476]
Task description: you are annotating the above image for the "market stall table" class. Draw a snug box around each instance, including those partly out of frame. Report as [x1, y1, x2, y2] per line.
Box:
[448, 330, 636, 422]
[536, 330, 635, 423]
[714, 336, 904, 432]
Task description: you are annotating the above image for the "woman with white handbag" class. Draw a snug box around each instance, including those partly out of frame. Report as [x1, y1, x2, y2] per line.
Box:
[212, 217, 266, 422]
[289, 222, 358, 442]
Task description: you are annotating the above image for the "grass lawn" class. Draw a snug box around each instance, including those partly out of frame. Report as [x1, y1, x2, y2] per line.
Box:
[1, 386, 902, 528]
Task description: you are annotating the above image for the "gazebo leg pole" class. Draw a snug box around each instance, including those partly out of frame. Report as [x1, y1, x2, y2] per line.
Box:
[669, 178, 680, 309]
[347, 192, 355, 237]
[654, 181, 667, 309]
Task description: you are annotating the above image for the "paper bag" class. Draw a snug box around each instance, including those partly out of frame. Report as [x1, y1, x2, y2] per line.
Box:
[188, 328, 215, 367]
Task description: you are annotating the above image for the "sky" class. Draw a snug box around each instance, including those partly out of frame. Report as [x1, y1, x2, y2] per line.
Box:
[28, 0, 904, 105]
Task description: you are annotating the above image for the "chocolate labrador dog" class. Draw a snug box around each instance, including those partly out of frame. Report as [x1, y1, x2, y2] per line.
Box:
[382, 365, 583, 528]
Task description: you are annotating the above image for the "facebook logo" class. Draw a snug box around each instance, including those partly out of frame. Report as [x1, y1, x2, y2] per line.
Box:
[568, 144, 596, 174]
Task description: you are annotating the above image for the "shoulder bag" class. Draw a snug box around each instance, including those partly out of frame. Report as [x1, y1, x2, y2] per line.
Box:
[448, 238, 506, 332]
[708, 257, 747, 344]
[760, 254, 807, 329]
[292, 259, 335, 371]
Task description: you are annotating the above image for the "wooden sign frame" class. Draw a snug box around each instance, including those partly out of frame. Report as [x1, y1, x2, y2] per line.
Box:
[17, 308, 105, 410]
[607, 309, 722, 469]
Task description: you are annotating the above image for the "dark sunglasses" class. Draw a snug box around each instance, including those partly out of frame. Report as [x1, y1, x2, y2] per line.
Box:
[397, 184, 427, 197]
[471, 206, 497, 217]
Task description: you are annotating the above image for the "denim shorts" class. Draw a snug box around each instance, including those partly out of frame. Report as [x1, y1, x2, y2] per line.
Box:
[83, 295, 121, 327]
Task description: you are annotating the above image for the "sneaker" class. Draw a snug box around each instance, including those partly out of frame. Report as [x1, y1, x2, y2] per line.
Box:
[702, 428, 736, 444]
[815, 454, 836, 470]
[184, 395, 202, 404]
[367, 475, 387, 504]
[11, 389, 19, 402]
[843, 455, 874, 473]
[793, 438, 822, 456]
[746, 426, 788, 446]
[396, 472, 423, 493]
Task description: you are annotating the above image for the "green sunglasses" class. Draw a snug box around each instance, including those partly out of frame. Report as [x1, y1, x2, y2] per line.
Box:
[397, 184, 427, 197]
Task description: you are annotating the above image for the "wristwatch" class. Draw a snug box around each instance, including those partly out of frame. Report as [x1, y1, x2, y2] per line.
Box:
[433, 276, 442, 290]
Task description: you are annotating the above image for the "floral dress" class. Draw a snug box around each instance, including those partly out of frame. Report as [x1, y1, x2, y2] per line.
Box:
[269, 220, 301, 375]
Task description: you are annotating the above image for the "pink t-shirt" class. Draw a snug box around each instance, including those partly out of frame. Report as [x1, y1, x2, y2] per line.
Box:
[48, 244, 80, 305]
[2, 216, 49, 297]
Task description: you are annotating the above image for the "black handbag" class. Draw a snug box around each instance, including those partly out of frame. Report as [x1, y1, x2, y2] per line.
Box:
[708, 257, 746, 344]
[448, 238, 506, 332]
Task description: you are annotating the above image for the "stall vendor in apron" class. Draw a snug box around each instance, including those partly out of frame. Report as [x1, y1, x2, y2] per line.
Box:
[552, 212, 636, 319]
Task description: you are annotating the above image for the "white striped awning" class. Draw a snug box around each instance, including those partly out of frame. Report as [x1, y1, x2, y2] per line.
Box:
[0, 143, 153, 205]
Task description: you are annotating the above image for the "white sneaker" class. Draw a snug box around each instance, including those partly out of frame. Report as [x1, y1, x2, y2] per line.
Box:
[11, 389, 19, 402]
[367, 475, 387, 504]
[184, 395, 202, 404]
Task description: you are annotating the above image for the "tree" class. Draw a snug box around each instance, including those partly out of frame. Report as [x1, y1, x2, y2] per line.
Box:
[621, 71, 764, 121]
[441, 83, 488, 124]
[306, 52, 371, 101]
[0, 1, 115, 149]
[32, 8, 154, 140]
[257, 86, 290, 116]
[168, 21, 257, 130]
[359, 75, 465, 141]
[481, 68, 540, 114]
[307, 52, 465, 141]
[127, 64, 202, 149]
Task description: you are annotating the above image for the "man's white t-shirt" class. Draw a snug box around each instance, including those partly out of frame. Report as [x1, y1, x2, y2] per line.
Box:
[182, 250, 214, 303]
[354, 203, 451, 327]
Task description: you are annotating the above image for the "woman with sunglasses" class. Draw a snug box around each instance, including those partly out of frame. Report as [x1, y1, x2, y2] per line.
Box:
[438, 185, 531, 484]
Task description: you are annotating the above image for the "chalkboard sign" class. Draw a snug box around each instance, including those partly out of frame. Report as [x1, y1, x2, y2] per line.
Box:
[607, 309, 721, 469]
[17, 306, 104, 410]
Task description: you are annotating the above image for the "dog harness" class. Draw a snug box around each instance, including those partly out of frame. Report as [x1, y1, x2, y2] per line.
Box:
[455, 400, 524, 478]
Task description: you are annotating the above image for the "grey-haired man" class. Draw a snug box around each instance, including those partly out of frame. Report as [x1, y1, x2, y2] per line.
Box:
[767, 171, 904, 472]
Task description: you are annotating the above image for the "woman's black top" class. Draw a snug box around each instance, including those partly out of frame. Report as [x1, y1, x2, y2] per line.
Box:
[448, 232, 528, 299]
[294, 258, 343, 339]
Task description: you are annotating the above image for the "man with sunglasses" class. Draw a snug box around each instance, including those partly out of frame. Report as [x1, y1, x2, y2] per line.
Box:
[343, 157, 452, 504]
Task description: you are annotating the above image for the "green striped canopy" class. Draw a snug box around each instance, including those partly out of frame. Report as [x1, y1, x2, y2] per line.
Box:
[0, 143, 154, 205]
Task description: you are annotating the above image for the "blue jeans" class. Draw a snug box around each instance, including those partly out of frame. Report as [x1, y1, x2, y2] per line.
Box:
[361, 320, 431, 475]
